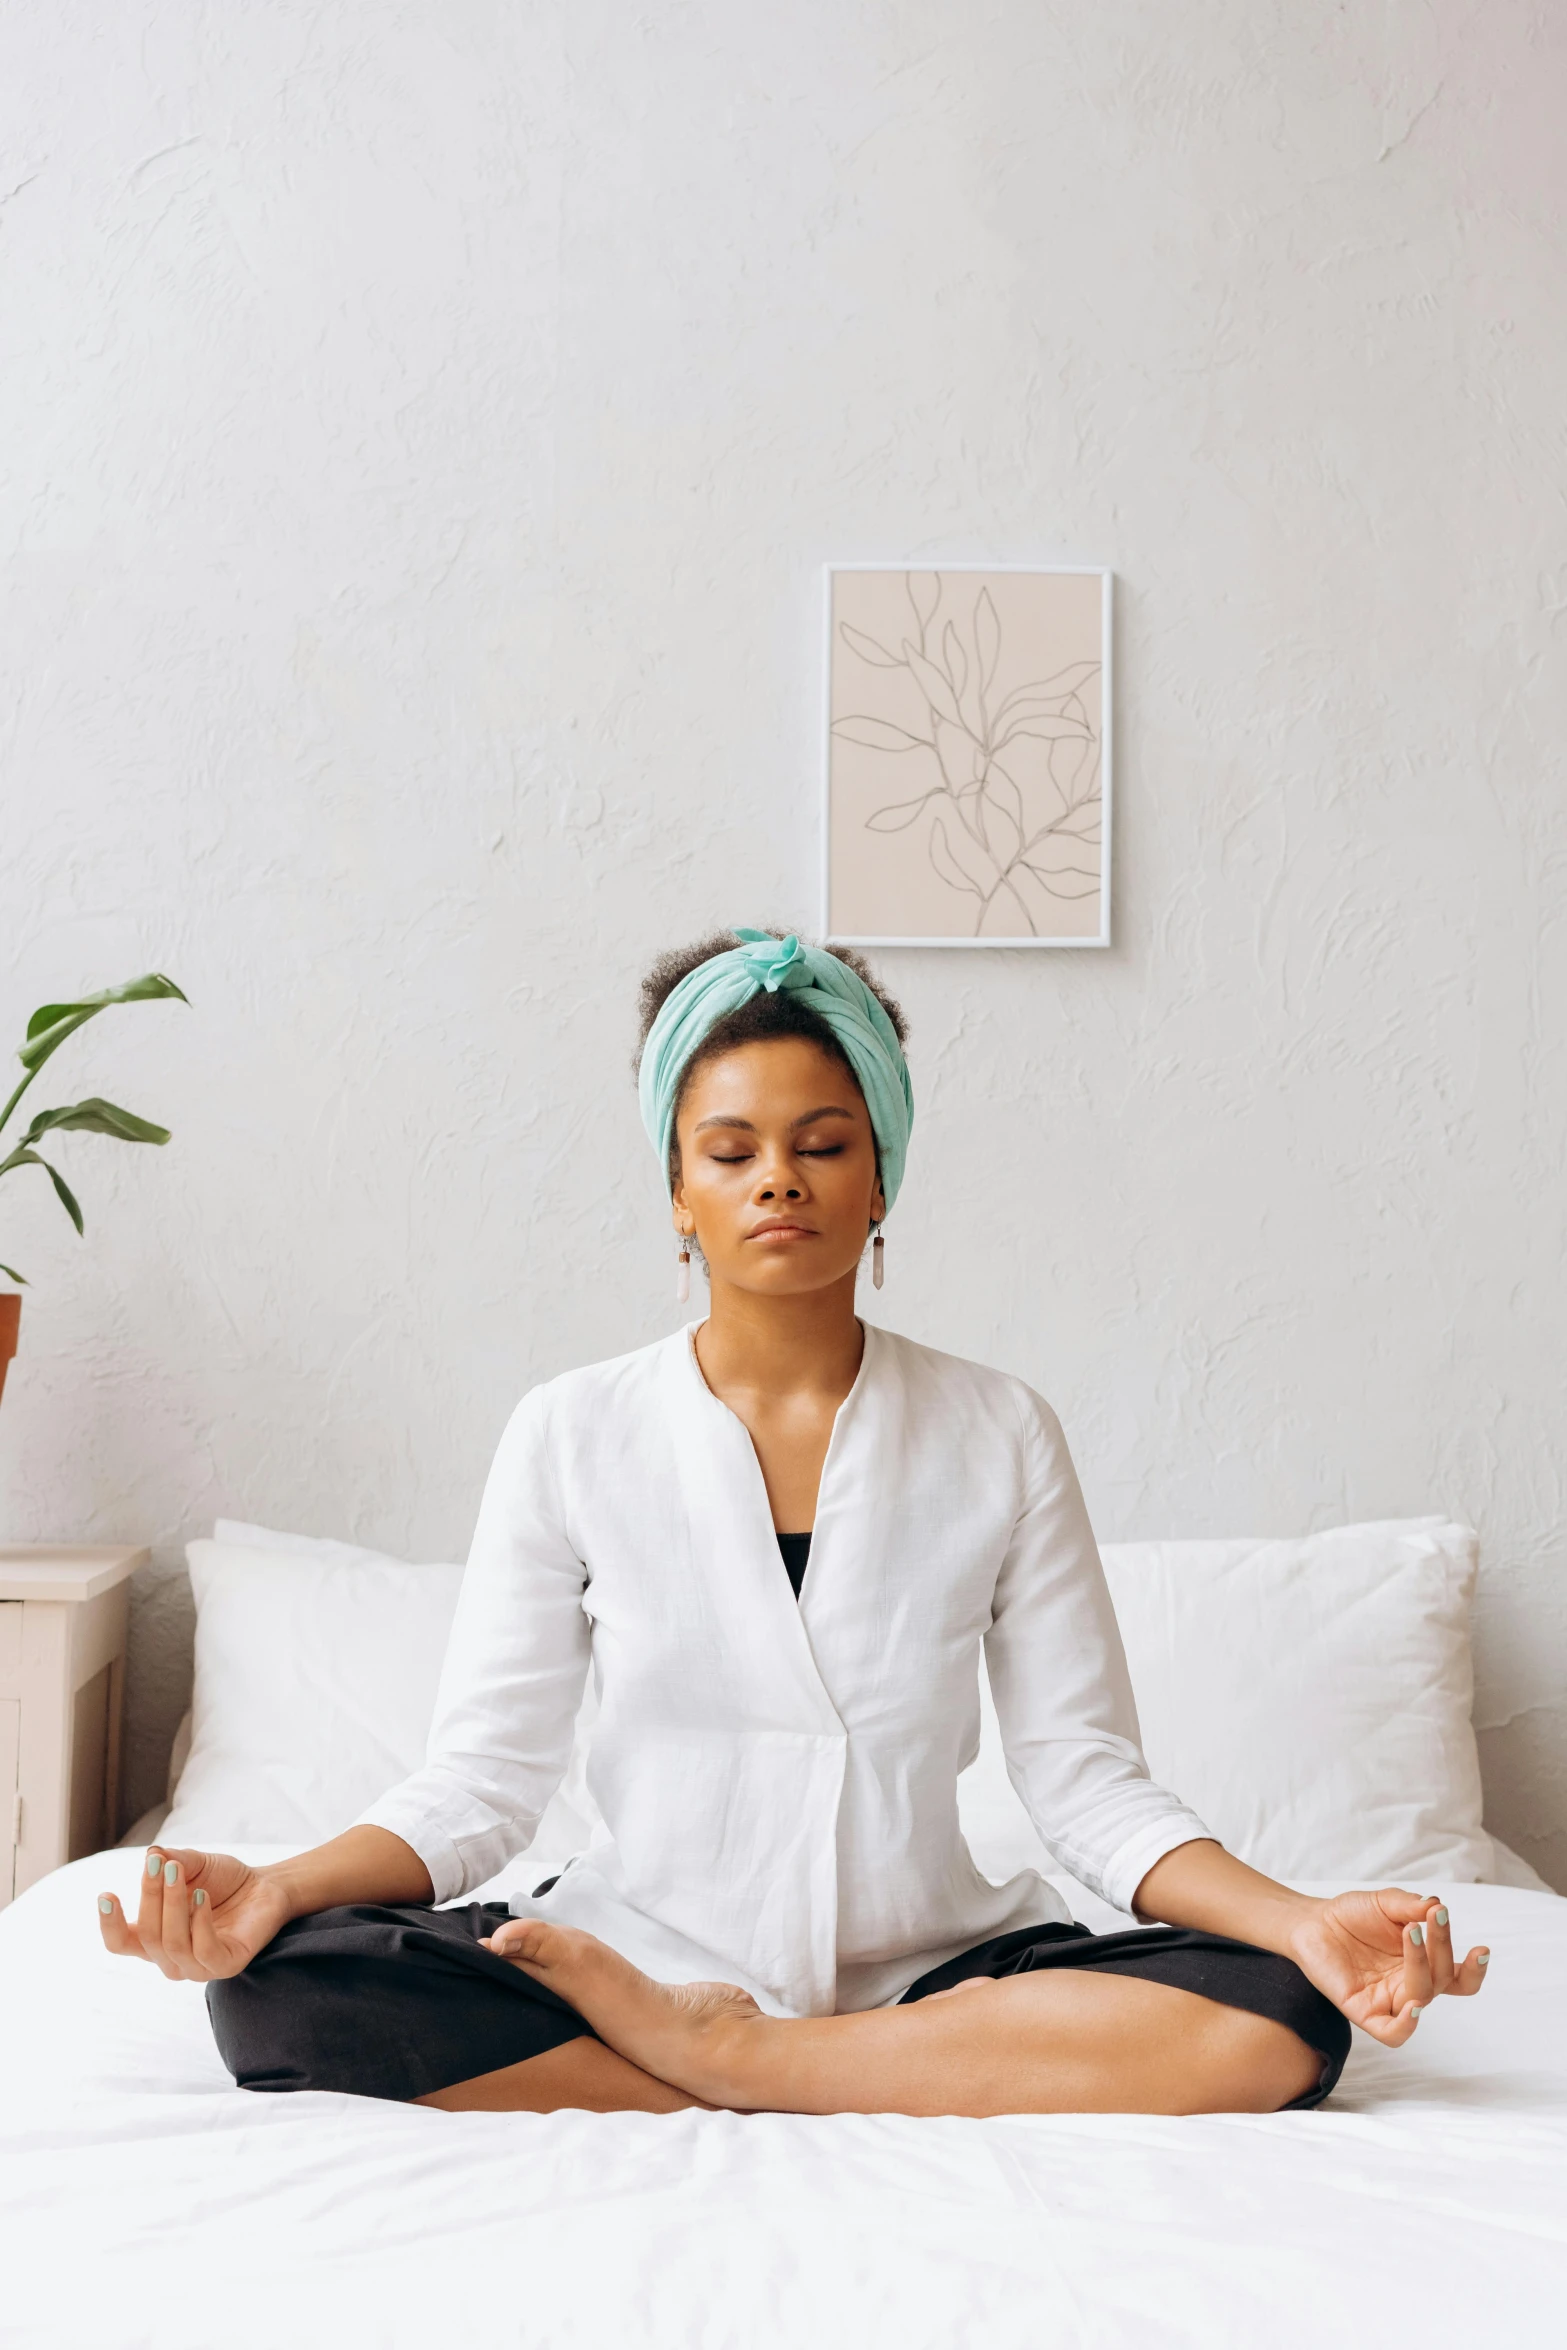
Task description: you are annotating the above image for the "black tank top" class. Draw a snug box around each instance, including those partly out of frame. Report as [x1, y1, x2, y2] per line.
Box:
[775, 1531, 811, 1599]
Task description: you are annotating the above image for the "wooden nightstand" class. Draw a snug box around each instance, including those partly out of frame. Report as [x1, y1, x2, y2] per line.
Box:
[0, 1546, 146, 1908]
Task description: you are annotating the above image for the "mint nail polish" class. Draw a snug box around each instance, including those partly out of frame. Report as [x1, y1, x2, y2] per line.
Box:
[1434, 1907, 1448, 1927]
[146, 1851, 162, 1879]
[164, 1860, 178, 1885]
[1409, 1923, 1424, 1947]
[97, 1897, 113, 1915]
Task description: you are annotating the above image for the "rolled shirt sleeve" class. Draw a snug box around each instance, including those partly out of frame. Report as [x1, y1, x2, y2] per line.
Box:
[356, 1385, 589, 1903]
[985, 1388, 1212, 1914]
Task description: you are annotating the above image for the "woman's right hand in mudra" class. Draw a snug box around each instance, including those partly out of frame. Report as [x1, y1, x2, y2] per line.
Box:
[97, 1847, 290, 1981]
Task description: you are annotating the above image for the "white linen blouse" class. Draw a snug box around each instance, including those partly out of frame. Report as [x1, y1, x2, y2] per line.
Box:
[360, 1322, 1211, 2016]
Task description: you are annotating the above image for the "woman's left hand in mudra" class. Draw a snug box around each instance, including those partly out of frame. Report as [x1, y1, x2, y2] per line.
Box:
[1289, 1890, 1489, 2045]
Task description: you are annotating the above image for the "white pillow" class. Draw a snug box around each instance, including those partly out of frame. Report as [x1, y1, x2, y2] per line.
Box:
[164, 1521, 600, 1872]
[162, 1533, 467, 1846]
[160, 1521, 396, 1807]
[212, 1516, 410, 1566]
[959, 1515, 1493, 1899]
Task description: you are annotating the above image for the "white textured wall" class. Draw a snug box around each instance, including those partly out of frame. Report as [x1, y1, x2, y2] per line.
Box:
[2, 3, 1563, 1879]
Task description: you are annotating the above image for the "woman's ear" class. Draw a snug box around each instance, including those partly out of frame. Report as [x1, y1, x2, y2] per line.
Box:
[870, 1179, 886, 1226]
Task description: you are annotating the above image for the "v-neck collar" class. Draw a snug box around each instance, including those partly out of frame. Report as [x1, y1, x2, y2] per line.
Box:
[679, 1317, 877, 1544]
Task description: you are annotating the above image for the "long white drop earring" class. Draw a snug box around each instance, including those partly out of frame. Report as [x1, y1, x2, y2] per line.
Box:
[676, 1232, 693, 1305]
[871, 1223, 885, 1290]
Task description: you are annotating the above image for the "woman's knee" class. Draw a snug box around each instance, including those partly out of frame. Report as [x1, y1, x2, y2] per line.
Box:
[1039, 1972, 1325, 2114]
[1193, 2005, 1323, 2113]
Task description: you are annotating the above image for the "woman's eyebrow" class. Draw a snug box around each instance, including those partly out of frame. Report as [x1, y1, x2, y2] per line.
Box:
[692, 1105, 856, 1135]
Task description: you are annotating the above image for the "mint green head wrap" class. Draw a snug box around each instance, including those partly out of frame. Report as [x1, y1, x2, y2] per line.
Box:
[638, 929, 914, 1210]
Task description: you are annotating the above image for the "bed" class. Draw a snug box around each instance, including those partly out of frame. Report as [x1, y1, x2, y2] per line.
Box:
[2, 1515, 1563, 2345]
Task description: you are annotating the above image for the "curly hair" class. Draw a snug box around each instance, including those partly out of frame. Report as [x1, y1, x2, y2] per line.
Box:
[635, 927, 907, 1181]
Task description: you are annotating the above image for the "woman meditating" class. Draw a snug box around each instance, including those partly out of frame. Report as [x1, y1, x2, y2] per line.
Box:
[99, 927, 1489, 2116]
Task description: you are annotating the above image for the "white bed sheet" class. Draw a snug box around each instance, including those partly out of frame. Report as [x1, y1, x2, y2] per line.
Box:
[2, 1849, 1564, 2349]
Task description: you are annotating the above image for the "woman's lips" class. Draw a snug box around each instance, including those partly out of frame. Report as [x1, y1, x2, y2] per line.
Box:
[748, 1221, 817, 1240]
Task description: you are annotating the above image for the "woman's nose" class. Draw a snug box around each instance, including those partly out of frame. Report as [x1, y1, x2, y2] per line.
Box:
[757, 1175, 803, 1201]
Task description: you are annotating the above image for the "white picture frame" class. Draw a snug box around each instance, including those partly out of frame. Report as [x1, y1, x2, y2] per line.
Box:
[821, 564, 1113, 948]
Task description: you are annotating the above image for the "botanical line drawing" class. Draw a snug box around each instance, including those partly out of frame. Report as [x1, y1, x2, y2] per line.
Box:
[830, 571, 1104, 939]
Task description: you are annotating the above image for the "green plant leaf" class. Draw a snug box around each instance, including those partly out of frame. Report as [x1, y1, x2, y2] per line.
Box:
[43, 1160, 84, 1233]
[19, 973, 188, 1075]
[0, 1147, 85, 1230]
[0, 1261, 26, 1285]
[21, 1097, 171, 1147]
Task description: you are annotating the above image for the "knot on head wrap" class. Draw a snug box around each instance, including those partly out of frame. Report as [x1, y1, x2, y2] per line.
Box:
[638, 928, 914, 1209]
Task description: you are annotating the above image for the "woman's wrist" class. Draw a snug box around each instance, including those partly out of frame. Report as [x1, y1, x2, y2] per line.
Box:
[255, 1855, 321, 1925]
[258, 1825, 434, 1923]
[1133, 1839, 1322, 1957]
[1235, 1886, 1324, 1961]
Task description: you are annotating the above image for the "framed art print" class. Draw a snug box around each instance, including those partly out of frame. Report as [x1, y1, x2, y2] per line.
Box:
[823, 566, 1112, 946]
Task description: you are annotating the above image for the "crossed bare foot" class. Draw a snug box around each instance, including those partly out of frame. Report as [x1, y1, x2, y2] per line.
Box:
[482, 1916, 768, 2105]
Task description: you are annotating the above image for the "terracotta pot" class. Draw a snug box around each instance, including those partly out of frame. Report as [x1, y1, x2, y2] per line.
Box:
[0, 1291, 19, 1408]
